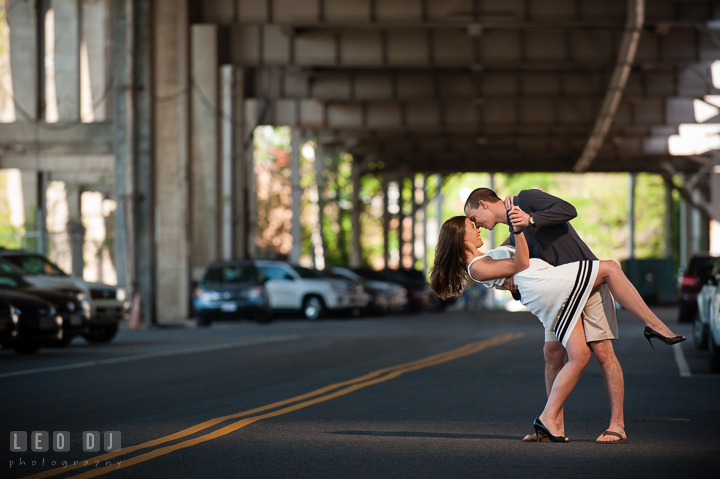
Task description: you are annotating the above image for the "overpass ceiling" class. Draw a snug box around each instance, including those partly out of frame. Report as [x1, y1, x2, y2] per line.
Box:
[200, 0, 720, 174]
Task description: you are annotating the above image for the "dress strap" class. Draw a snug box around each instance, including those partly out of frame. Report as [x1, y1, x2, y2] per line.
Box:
[467, 255, 484, 282]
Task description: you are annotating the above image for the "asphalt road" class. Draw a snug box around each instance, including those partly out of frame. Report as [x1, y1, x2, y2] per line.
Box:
[1, 307, 718, 479]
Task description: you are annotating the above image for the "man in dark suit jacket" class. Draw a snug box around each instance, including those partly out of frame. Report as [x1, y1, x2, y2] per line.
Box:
[464, 187, 626, 443]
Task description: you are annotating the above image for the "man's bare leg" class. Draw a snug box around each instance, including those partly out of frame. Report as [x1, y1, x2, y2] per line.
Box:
[589, 339, 626, 442]
[523, 341, 566, 441]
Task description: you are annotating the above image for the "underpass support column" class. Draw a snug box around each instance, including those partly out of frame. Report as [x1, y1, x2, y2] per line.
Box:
[154, 0, 190, 320]
[221, 65, 234, 260]
[627, 173, 636, 259]
[289, 128, 302, 264]
[664, 179, 675, 260]
[382, 175, 390, 268]
[190, 24, 219, 277]
[54, 0, 81, 121]
[397, 177, 405, 268]
[350, 160, 361, 268]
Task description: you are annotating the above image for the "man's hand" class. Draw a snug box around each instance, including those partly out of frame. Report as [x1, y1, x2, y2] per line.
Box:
[502, 276, 518, 293]
[503, 194, 516, 211]
[509, 206, 531, 228]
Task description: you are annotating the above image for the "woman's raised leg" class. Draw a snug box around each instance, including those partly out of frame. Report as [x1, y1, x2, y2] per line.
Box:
[538, 318, 592, 439]
[593, 261, 680, 339]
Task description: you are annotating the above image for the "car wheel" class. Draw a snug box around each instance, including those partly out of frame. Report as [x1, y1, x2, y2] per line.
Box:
[709, 331, 720, 373]
[693, 312, 708, 350]
[302, 296, 325, 321]
[12, 341, 42, 354]
[196, 314, 212, 327]
[83, 324, 119, 343]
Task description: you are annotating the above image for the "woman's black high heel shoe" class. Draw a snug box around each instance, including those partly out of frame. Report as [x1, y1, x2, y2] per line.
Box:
[532, 417, 568, 443]
[643, 326, 686, 350]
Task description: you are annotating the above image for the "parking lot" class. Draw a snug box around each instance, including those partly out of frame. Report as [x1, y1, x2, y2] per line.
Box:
[1, 306, 718, 479]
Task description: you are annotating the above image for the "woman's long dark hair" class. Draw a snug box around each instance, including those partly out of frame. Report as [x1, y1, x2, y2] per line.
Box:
[430, 216, 471, 300]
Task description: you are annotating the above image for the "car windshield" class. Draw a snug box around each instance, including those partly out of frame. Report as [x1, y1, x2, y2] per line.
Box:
[3, 255, 69, 277]
[0, 259, 29, 276]
[203, 265, 260, 285]
[291, 265, 320, 278]
[0, 270, 27, 288]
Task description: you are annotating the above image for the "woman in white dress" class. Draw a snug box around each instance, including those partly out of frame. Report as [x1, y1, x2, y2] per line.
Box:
[430, 210, 685, 443]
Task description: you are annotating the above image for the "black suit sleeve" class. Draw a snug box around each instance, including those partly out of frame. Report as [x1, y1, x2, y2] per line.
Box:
[515, 189, 577, 228]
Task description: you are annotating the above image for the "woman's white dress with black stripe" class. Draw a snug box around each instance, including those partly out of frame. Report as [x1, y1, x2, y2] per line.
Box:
[467, 246, 599, 348]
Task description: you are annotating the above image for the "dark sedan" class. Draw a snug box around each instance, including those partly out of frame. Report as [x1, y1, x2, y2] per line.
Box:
[193, 260, 271, 326]
[0, 269, 90, 345]
[0, 292, 62, 354]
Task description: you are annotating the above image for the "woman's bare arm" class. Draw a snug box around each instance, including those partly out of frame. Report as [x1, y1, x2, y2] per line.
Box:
[471, 207, 531, 282]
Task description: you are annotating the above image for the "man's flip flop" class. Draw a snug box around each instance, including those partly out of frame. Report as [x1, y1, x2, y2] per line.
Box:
[597, 430, 628, 443]
[522, 431, 550, 442]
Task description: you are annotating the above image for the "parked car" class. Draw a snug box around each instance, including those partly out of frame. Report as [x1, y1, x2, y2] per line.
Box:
[256, 260, 368, 320]
[330, 266, 407, 314]
[0, 291, 62, 354]
[381, 268, 431, 312]
[0, 248, 128, 343]
[193, 259, 271, 326]
[694, 257, 720, 349]
[0, 268, 90, 345]
[708, 282, 720, 372]
[678, 254, 718, 322]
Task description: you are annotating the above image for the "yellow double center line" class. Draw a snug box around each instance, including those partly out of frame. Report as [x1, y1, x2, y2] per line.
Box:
[24, 332, 522, 479]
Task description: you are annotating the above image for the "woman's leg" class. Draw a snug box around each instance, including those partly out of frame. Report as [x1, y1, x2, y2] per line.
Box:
[538, 318, 592, 438]
[593, 261, 679, 338]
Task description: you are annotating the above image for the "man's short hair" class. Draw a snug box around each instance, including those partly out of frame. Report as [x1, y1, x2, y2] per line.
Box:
[464, 188, 501, 211]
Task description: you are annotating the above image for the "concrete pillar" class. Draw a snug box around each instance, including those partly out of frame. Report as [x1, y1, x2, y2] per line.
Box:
[435, 174, 444, 253]
[711, 168, 720, 255]
[54, 0, 81, 121]
[664, 179, 675, 260]
[82, 0, 110, 120]
[314, 144, 328, 267]
[397, 177, 405, 268]
[154, 0, 190, 320]
[37, 172, 49, 255]
[190, 24, 219, 279]
[679, 194, 689, 270]
[382, 175, 390, 268]
[66, 183, 85, 277]
[112, 0, 134, 295]
[627, 173, 636, 259]
[488, 173, 495, 248]
[350, 161, 361, 268]
[134, 0, 155, 326]
[289, 128, 302, 264]
[232, 68, 247, 258]
[244, 100, 259, 259]
[7, 0, 38, 120]
[420, 176, 428, 276]
[221, 65, 234, 260]
[20, 171, 38, 240]
[410, 175, 417, 268]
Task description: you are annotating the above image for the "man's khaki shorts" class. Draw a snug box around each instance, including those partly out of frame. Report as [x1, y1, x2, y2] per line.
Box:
[545, 284, 618, 343]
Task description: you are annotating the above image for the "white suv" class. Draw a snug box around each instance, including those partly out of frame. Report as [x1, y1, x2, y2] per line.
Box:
[255, 260, 368, 320]
[0, 249, 129, 343]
